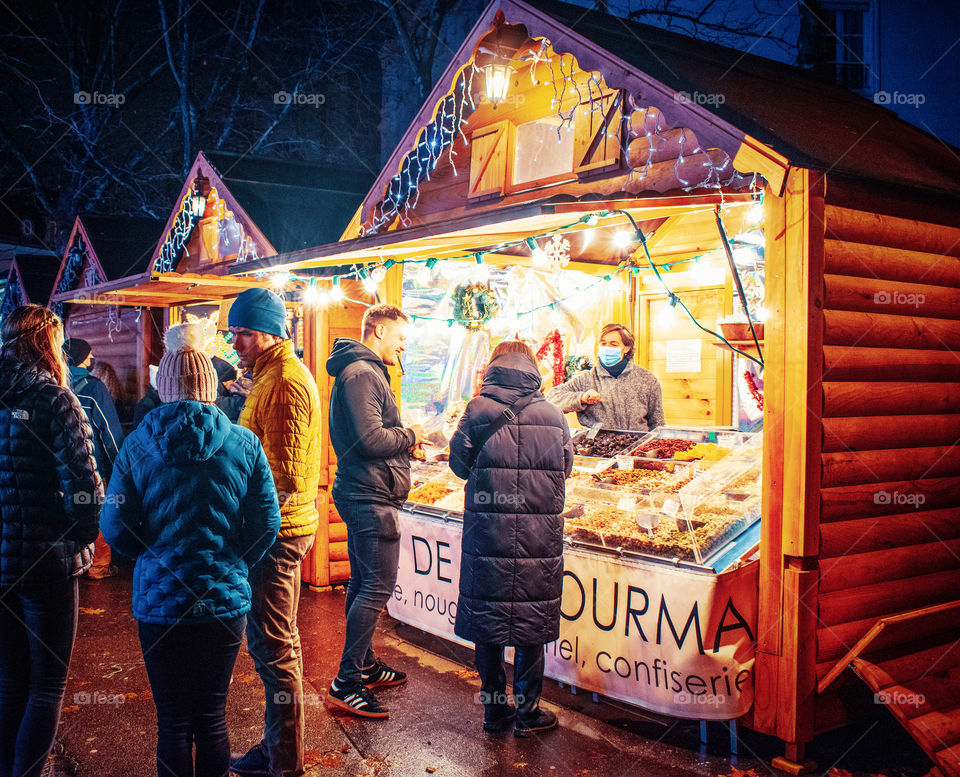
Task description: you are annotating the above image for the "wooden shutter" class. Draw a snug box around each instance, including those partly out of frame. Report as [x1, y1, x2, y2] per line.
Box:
[574, 89, 624, 176]
[468, 121, 509, 199]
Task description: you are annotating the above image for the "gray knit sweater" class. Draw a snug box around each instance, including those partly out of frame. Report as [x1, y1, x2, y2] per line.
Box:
[546, 361, 665, 431]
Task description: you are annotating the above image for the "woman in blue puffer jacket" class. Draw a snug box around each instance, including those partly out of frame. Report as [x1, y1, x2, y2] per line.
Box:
[101, 323, 281, 777]
[450, 340, 573, 737]
[0, 305, 102, 777]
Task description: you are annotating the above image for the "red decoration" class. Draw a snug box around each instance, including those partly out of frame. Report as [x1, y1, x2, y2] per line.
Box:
[537, 329, 565, 388]
[743, 370, 763, 412]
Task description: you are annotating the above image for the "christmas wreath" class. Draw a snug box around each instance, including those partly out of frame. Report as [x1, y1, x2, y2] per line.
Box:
[452, 282, 500, 330]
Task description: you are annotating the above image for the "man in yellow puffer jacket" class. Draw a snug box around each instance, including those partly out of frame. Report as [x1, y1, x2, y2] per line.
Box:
[228, 288, 321, 777]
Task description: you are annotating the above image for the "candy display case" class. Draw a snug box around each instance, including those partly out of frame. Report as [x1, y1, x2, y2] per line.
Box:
[627, 426, 759, 468]
[676, 436, 763, 564]
[406, 460, 466, 515]
[404, 428, 762, 571]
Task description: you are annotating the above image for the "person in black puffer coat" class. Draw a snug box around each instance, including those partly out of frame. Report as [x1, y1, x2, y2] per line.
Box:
[0, 305, 102, 777]
[450, 340, 573, 737]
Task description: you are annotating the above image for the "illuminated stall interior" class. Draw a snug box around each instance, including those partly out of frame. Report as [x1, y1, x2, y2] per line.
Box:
[229, 0, 960, 770]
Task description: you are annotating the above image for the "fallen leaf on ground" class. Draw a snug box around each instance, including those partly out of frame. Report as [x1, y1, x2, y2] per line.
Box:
[79, 608, 105, 615]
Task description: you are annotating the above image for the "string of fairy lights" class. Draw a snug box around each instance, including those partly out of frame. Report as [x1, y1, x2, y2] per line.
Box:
[259, 202, 765, 367]
[363, 33, 745, 236]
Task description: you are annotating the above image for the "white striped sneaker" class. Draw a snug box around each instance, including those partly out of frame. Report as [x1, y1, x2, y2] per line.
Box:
[326, 680, 389, 718]
[361, 658, 407, 688]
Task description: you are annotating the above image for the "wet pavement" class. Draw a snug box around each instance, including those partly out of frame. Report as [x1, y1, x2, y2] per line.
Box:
[48, 568, 934, 777]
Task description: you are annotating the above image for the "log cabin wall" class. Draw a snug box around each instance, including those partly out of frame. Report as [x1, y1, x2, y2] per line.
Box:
[815, 195, 960, 726]
[755, 169, 960, 753]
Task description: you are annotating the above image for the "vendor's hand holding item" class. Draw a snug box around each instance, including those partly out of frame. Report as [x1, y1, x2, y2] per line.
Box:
[546, 322, 665, 432]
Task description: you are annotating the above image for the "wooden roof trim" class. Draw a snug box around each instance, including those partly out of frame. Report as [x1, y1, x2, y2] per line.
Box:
[47, 217, 112, 304]
[354, 0, 787, 234]
[148, 151, 278, 273]
[50, 270, 272, 308]
[230, 191, 757, 275]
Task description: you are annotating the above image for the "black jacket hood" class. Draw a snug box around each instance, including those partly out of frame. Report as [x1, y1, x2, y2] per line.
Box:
[326, 338, 388, 380]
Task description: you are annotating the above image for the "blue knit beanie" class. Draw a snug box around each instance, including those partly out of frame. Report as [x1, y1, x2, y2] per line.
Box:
[228, 288, 289, 338]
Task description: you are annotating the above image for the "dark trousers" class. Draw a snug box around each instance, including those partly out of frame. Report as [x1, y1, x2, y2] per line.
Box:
[0, 578, 78, 777]
[474, 643, 545, 725]
[246, 533, 314, 777]
[334, 499, 400, 687]
[138, 617, 245, 777]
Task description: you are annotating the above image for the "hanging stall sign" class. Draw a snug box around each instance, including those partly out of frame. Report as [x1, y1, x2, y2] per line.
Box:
[387, 511, 758, 720]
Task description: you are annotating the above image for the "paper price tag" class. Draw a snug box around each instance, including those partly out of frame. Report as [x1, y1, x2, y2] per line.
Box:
[661, 498, 680, 517]
[617, 497, 636, 512]
[615, 455, 634, 470]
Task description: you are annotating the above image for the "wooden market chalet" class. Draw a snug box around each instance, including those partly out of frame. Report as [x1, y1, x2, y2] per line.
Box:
[50, 0, 960, 772]
[49, 151, 370, 402]
[221, 0, 960, 772]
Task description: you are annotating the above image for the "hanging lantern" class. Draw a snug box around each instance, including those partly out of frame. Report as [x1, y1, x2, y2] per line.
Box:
[188, 177, 207, 220]
[484, 61, 511, 105]
[475, 10, 526, 107]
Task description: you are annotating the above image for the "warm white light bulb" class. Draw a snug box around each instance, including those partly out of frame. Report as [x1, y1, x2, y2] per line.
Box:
[532, 248, 549, 267]
[302, 285, 319, 305]
[371, 266, 387, 283]
[614, 231, 632, 248]
[362, 276, 378, 294]
[656, 303, 678, 328]
[329, 283, 344, 302]
[271, 273, 287, 290]
[416, 264, 434, 285]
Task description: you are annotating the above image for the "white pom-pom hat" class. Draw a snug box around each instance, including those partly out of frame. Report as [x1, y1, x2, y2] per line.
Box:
[156, 321, 219, 403]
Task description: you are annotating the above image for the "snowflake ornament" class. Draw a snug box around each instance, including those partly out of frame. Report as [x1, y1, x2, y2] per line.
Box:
[544, 233, 571, 268]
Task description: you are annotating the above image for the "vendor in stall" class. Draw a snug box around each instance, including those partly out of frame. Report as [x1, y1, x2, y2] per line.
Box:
[546, 322, 664, 431]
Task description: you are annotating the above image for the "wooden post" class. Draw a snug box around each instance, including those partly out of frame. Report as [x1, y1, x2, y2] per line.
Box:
[755, 169, 824, 772]
[300, 304, 330, 589]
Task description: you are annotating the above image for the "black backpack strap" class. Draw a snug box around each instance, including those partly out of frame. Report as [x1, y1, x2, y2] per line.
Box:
[471, 391, 539, 461]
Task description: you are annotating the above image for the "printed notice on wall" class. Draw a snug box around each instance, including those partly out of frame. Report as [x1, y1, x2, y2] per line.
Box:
[666, 339, 702, 373]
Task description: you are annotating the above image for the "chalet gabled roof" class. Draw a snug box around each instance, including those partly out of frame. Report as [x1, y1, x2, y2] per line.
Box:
[524, 0, 960, 197]
[353, 0, 960, 234]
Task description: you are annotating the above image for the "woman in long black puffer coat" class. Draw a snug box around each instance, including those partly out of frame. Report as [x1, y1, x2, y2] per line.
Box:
[0, 305, 102, 777]
[450, 340, 573, 737]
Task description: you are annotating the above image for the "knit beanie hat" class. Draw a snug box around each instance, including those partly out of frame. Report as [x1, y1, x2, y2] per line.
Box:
[156, 321, 219, 403]
[64, 338, 92, 367]
[227, 288, 289, 338]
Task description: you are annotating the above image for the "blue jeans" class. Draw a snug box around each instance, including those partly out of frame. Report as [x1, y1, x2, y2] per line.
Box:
[246, 533, 314, 777]
[139, 617, 245, 777]
[0, 578, 78, 777]
[334, 499, 400, 687]
[474, 643, 545, 725]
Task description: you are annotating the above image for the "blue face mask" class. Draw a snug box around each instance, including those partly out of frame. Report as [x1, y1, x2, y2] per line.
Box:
[597, 346, 623, 367]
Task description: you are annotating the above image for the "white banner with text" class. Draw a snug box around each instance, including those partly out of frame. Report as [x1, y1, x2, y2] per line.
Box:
[386, 511, 758, 720]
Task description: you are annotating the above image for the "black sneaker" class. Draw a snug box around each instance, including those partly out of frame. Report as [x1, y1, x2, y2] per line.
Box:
[230, 742, 271, 776]
[326, 680, 389, 718]
[483, 704, 517, 732]
[515, 708, 558, 737]
[361, 658, 407, 688]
